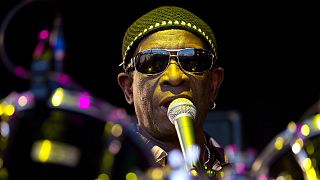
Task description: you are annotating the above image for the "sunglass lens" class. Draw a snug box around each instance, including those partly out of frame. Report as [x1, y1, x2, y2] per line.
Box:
[135, 50, 169, 74]
[178, 49, 213, 72]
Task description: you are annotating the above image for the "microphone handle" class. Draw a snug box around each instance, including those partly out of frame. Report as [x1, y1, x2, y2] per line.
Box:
[174, 113, 195, 159]
[174, 114, 204, 172]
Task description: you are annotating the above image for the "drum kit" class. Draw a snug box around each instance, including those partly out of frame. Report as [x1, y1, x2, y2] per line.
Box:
[249, 106, 320, 180]
[0, 1, 157, 179]
[0, 1, 319, 179]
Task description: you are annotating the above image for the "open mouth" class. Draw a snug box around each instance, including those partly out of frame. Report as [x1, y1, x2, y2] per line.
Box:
[160, 96, 193, 113]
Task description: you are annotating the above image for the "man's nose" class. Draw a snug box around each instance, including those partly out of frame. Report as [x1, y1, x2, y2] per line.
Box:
[161, 60, 188, 86]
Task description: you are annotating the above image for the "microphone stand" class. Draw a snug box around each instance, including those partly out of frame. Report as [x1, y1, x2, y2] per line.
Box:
[30, 31, 52, 103]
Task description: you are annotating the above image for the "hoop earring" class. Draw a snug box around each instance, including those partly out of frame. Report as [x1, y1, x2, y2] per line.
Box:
[210, 101, 216, 110]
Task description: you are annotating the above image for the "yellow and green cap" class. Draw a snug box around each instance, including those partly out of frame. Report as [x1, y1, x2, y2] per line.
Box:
[120, 6, 217, 70]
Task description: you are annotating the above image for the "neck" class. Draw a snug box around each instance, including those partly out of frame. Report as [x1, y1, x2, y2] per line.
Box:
[137, 125, 180, 151]
[137, 125, 207, 156]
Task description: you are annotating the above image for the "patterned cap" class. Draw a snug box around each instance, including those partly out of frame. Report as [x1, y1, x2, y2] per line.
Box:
[120, 6, 217, 70]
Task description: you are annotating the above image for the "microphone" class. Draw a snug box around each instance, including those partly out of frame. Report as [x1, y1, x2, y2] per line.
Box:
[167, 98, 202, 172]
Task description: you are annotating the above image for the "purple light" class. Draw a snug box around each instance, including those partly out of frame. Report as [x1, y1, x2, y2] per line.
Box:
[258, 175, 269, 180]
[297, 124, 303, 134]
[58, 73, 71, 85]
[14, 66, 26, 77]
[109, 108, 129, 122]
[33, 42, 45, 58]
[39, 30, 49, 40]
[235, 163, 246, 174]
[79, 92, 90, 109]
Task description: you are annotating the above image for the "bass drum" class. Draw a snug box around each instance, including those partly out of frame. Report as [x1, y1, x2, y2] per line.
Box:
[250, 113, 320, 180]
[0, 88, 157, 180]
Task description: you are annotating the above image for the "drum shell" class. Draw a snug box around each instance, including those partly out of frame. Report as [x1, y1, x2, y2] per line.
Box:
[250, 114, 320, 180]
[0, 89, 156, 179]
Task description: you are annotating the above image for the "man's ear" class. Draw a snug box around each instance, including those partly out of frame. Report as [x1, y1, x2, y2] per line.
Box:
[210, 67, 224, 101]
[117, 72, 134, 104]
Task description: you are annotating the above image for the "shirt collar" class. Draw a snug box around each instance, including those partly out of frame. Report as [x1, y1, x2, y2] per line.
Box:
[137, 130, 229, 170]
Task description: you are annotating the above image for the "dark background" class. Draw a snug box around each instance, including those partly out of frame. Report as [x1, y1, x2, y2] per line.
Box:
[1, 0, 319, 154]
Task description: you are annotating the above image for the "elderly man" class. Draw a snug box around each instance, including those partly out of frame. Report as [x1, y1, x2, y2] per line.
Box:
[117, 6, 228, 178]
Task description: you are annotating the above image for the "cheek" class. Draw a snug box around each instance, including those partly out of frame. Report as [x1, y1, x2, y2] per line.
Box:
[132, 76, 156, 106]
[203, 75, 212, 93]
[191, 75, 211, 94]
[133, 78, 146, 101]
[191, 76, 211, 105]
[132, 76, 159, 126]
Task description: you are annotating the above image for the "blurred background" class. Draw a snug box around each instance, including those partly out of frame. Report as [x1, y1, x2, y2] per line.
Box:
[0, 0, 319, 155]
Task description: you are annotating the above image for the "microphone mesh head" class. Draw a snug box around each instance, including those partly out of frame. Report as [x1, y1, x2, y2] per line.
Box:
[167, 98, 196, 124]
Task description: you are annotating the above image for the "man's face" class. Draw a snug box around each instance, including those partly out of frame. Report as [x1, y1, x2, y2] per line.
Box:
[118, 29, 224, 141]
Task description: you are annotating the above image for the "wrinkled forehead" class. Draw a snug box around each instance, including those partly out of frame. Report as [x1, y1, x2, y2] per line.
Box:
[135, 29, 207, 53]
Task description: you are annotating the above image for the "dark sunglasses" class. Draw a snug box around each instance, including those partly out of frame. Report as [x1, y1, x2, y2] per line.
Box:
[126, 48, 216, 75]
